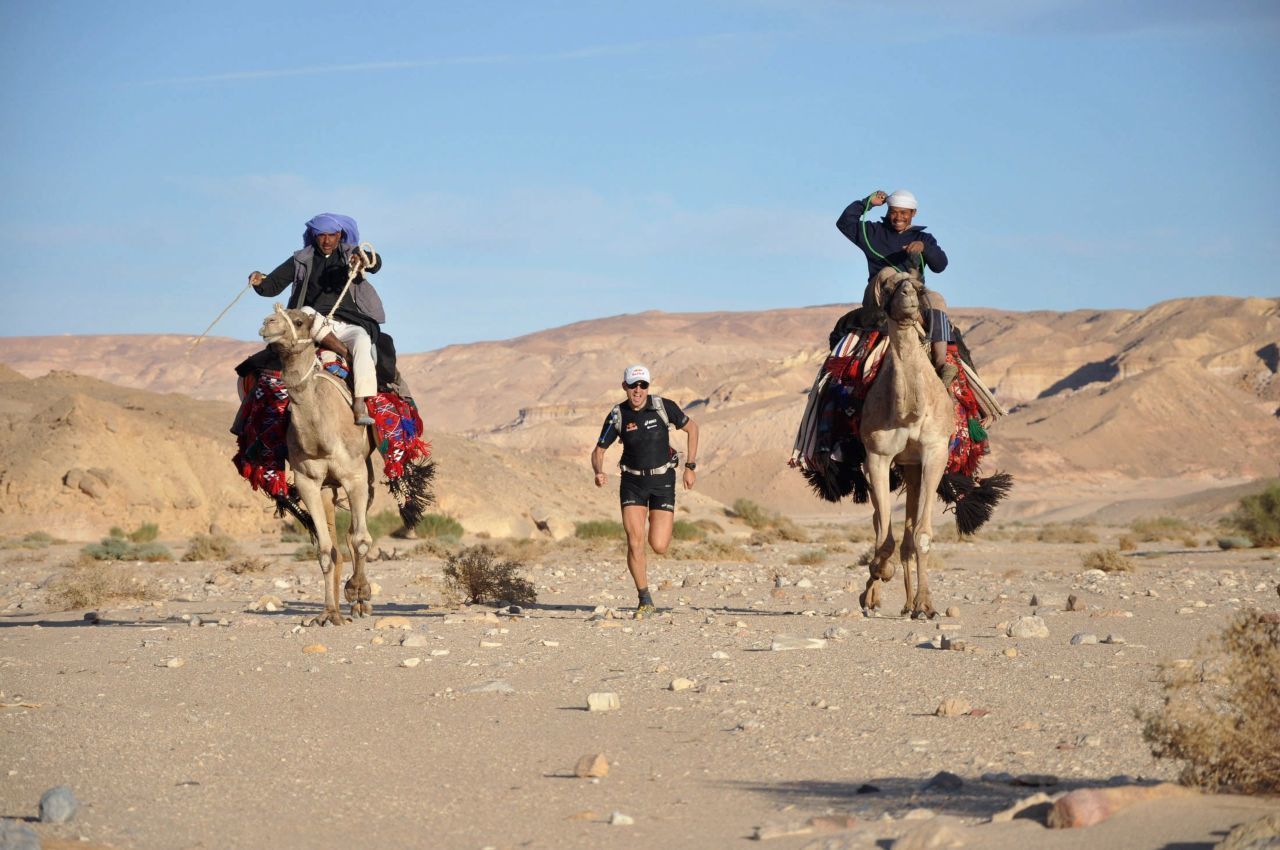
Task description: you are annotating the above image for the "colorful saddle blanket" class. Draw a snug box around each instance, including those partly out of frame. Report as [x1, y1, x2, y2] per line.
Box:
[232, 360, 431, 499]
[794, 328, 988, 480]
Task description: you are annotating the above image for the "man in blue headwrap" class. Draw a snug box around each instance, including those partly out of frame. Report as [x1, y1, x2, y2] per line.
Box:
[249, 213, 386, 425]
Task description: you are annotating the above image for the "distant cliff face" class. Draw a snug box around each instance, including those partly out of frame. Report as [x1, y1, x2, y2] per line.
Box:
[1, 295, 1277, 530]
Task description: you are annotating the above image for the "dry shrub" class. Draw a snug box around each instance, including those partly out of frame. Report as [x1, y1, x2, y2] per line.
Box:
[1130, 515, 1193, 542]
[1230, 483, 1280, 547]
[1036, 524, 1100, 544]
[1082, 548, 1133, 572]
[126, 523, 159, 543]
[2, 531, 60, 550]
[182, 533, 240, 562]
[1118, 535, 1137, 551]
[731, 499, 809, 542]
[442, 545, 536, 605]
[48, 562, 160, 610]
[789, 548, 827, 566]
[853, 546, 876, 567]
[1142, 610, 1280, 792]
[227, 556, 271, 575]
[409, 538, 458, 559]
[669, 539, 754, 562]
[730, 498, 771, 529]
[693, 519, 724, 535]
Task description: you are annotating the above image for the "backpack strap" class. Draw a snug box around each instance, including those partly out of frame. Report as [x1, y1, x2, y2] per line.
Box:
[650, 395, 670, 429]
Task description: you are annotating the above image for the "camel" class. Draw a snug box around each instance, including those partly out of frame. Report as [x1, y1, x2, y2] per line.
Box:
[859, 271, 954, 619]
[260, 304, 376, 626]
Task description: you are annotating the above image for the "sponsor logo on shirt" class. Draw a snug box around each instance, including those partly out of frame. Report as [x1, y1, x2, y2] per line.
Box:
[625, 422, 638, 432]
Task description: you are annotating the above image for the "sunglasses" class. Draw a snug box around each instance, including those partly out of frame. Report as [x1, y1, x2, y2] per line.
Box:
[625, 381, 650, 390]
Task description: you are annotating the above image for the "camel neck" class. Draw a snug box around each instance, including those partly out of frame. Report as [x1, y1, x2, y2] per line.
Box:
[886, 316, 930, 418]
[280, 348, 319, 401]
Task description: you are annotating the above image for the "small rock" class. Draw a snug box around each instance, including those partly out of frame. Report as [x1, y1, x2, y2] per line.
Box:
[770, 635, 827, 651]
[1216, 811, 1280, 850]
[0, 818, 40, 850]
[508, 605, 523, 615]
[374, 616, 413, 630]
[165, 657, 186, 668]
[1007, 616, 1049, 639]
[1101, 634, 1126, 645]
[429, 649, 450, 657]
[609, 811, 634, 826]
[796, 578, 814, 588]
[902, 808, 936, 820]
[587, 692, 621, 712]
[1014, 773, 1059, 787]
[711, 651, 730, 659]
[1070, 633, 1098, 645]
[401, 633, 430, 648]
[922, 771, 964, 792]
[668, 678, 695, 691]
[823, 626, 849, 641]
[574, 753, 609, 778]
[302, 644, 326, 654]
[39, 784, 78, 823]
[1048, 783, 1191, 829]
[399, 657, 421, 668]
[944, 606, 960, 618]
[1003, 647, 1018, 658]
[935, 698, 970, 718]
[891, 815, 966, 849]
[466, 680, 515, 694]
[250, 594, 284, 613]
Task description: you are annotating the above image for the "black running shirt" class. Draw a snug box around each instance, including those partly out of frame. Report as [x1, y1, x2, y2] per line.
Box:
[597, 398, 689, 470]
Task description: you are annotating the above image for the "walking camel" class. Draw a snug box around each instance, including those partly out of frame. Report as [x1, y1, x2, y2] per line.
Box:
[260, 304, 376, 625]
[859, 271, 954, 619]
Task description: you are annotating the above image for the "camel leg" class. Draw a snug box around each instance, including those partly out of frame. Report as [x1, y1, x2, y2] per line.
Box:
[912, 447, 947, 619]
[342, 468, 374, 618]
[899, 465, 921, 616]
[298, 477, 347, 626]
[322, 489, 344, 617]
[860, 453, 896, 615]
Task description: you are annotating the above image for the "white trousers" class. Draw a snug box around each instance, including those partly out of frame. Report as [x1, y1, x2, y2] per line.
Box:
[302, 308, 377, 398]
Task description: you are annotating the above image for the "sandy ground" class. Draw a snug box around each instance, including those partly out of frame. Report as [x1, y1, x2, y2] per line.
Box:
[1, 532, 1278, 849]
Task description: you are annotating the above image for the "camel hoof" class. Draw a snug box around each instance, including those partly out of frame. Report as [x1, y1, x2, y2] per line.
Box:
[901, 606, 912, 617]
[350, 601, 373, 617]
[312, 610, 349, 627]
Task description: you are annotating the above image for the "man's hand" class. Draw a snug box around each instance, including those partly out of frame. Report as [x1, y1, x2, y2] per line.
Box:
[868, 190, 888, 207]
[348, 253, 366, 273]
[594, 472, 606, 488]
[682, 467, 696, 490]
[248, 271, 265, 287]
[905, 240, 925, 255]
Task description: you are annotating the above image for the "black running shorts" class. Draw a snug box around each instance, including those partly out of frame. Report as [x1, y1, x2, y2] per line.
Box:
[619, 470, 676, 512]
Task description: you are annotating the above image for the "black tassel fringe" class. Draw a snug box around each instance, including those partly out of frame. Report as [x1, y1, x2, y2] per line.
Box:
[387, 458, 437, 530]
[273, 486, 316, 541]
[937, 471, 1014, 535]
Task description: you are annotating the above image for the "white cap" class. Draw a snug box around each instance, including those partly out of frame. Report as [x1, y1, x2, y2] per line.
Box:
[886, 189, 918, 210]
[623, 364, 651, 385]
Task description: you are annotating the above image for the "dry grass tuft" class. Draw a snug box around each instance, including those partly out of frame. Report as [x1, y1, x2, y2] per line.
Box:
[182, 533, 240, 562]
[227, 556, 271, 575]
[442, 545, 537, 605]
[81, 537, 171, 562]
[1130, 515, 1194, 542]
[732, 499, 809, 543]
[1118, 535, 1137, 551]
[669, 539, 754, 562]
[48, 562, 161, 610]
[1141, 609, 1280, 793]
[789, 548, 827, 566]
[1082, 548, 1134, 572]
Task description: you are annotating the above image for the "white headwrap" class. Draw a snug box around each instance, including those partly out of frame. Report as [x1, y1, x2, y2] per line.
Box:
[886, 189, 918, 210]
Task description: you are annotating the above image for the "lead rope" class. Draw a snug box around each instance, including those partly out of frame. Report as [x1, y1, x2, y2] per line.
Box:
[327, 242, 377, 322]
[185, 282, 254, 356]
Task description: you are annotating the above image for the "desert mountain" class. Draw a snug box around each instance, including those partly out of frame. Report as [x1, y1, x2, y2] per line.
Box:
[0, 295, 1276, 534]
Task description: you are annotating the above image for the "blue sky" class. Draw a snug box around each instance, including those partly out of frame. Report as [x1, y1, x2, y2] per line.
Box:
[2, 1, 1277, 352]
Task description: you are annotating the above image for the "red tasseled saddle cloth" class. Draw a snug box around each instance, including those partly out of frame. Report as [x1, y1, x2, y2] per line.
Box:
[822, 330, 988, 477]
[232, 359, 430, 498]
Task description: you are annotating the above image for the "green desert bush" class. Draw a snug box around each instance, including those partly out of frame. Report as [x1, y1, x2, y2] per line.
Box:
[126, 523, 159, 543]
[2, 531, 59, 550]
[366, 509, 405, 540]
[442, 545, 537, 605]
[1082, 548, 1133, 572]
[48, 562, 161, 610]
[1229, 483, 1280, 547]
[671, 520, 706, 541]
[181, 533, 239, 562]
[575, 520, 625, 540]
[731, 498, 771, 529]
[1142, 609, 1280, 792]
[416, 513, 464, 541]
[82, 537, 172, 562]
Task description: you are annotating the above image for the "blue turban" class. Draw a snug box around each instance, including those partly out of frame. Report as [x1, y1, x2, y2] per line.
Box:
[303, 213, 361, 248]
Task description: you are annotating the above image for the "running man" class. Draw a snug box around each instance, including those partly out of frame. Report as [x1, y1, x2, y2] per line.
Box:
[591, 364, 699, 618]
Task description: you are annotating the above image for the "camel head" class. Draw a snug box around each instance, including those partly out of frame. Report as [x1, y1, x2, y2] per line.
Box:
[885, 274, 926, 325]
[260, 304, 318, 356]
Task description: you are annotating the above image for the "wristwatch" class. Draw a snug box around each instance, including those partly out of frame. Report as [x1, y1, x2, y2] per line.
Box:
[684, 462, 697, 470]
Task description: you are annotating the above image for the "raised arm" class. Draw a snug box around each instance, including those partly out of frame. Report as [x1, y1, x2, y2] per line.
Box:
[836, 190, 887, 246]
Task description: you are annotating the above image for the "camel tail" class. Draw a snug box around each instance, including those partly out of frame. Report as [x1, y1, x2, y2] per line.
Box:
[274, 489, 317, 541]
[938, 471, 1014, 535]
[388, 458, 437, 530]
